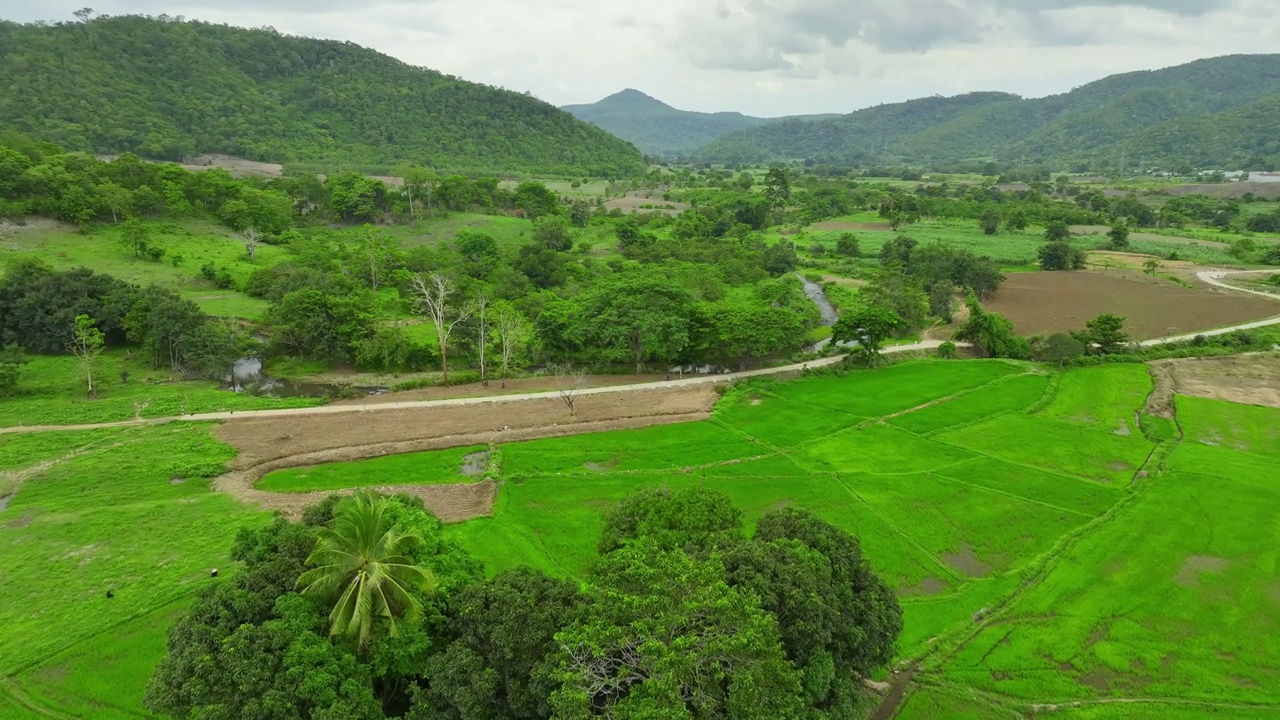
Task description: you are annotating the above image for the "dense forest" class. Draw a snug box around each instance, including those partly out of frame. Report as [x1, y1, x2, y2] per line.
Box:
[0, 14, 645, 175]
[697, 55, 1280, 171]
[561, 89, 837, 157]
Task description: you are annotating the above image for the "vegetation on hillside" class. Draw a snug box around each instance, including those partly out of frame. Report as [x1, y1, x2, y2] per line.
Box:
[0, 14, 645, 175]
[698, 54, 1280, 171]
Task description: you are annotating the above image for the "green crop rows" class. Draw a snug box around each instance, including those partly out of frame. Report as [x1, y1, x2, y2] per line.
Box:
[2, 359, 1277, 718]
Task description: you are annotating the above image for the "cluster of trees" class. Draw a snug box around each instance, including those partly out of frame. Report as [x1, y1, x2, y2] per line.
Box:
[0, 14, 644, 175]
[0, 259, 244, 393]
[147, 487, 902, 719]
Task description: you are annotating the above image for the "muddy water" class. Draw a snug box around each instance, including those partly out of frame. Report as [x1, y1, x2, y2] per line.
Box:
[228, 357, 387, 399]
[796, 273, 848, 352]
[796, 273, 839, 327]
[0, 495, 9, 513]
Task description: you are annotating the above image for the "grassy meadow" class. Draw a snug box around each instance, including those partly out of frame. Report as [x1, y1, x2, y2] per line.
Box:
[2, 353, 1278, 717]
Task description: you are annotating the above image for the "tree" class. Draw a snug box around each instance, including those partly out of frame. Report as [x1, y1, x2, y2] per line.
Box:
[242, 226, 261, 261]
[411, 570, 581, 720]
[120, 218, 152, 259]
[346, 225, 403, 293]
[1143, 258, 1163, 276]
[267, 289, 375, 363]
[552, 542, 805, 719]
[705, 303, 807, 371]
[1039, 333, 1085, 367]
[762, 167, 791, 210]
[598, 486, 743, 556]
[835, 233, 860, 258]
[1006, 210, 1030, 231]
[1044, 220, 1071, 241]
[1107, 223, 1130, 250]
[532, 215, 573, 252]
[472, 293, 491, 386]
[0, 345, 27, 396]
[1085, 313, 1128, 354]
[411, 272, 474, 385]
[552, 363, 587, 417]
[574, 270, 694, 375]
[862, 263, 928, 330]
[980, 209, 1001, 235]
[1038, 241, 1087, 271]
[831, 305, 903, 366]
[955, 294, 1029, 359]
[762, 240, 799, 276]
[297, 493, 436, 649]
[927, 281, 955, 322]
[69, 314, 104, 397]
[491, 302, 530, 387]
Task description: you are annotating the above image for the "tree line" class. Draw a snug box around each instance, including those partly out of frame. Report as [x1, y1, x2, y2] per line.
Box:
[146, 487, 902, 719]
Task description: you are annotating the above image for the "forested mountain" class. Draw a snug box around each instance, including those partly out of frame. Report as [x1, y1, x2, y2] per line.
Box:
[562, 89, 838, 156]
[0, 15, 644, 175]
[698, 55, 1280, 170]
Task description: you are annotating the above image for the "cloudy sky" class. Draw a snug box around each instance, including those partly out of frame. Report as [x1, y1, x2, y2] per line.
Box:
[7, 0, 1279, 116]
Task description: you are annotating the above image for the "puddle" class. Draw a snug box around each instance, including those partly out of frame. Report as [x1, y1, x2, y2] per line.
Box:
[942, 543, 991, 577]
[460, 451, 490, 476]
[0, 495, 9, 512]
[1114, 419, 1131, 437]
[169, 477, 187, 485]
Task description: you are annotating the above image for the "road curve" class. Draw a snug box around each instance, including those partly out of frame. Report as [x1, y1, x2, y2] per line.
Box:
[1137, 270, 1280, 347]
[0, 341, 960, 434]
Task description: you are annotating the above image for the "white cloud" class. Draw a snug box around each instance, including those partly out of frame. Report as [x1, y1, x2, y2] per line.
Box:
[2, 0, 1277, 116]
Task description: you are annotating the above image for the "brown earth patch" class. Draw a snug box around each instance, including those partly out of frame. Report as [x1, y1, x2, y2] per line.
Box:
[984, 270, 1280, 339]
[942, 543, 991, 578]
[809, 220, 893, 232]
[219, 386, 718, 463]
[904, 577, 948, 597]
[212, 386, 718, 521]
[1150, 354, 1280, 410]
[332, 373, 670, 405]
[1174, 555, 1231, 587]
[1087, 251, 1202, 273]
[821, 274, 869, 287]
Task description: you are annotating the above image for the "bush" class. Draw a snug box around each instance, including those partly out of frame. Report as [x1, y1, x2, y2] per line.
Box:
[936, 341, 957, 359]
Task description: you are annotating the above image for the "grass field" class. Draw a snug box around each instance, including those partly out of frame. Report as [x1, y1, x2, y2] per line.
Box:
[3, 359, 1277, 718]
[0, 424, 270, 718]
[0, 353, 323, 427]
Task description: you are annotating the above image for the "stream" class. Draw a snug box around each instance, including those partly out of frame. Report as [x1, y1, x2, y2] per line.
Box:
[796, 273, 843, 352]
[228, 357, 388, 398]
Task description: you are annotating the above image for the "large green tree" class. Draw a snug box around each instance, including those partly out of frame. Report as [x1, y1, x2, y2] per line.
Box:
[552, 542, 805, 719]
[574, 269, 694, 374]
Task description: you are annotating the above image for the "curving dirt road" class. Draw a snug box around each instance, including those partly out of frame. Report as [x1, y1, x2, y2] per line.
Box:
[1137, 270, 1280, 347]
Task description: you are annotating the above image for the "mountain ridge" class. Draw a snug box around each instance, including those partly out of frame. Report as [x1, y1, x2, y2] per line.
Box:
[695, 54, 1280, 169]
[561, 89, 839, 156]
[0, 15, 645, 175]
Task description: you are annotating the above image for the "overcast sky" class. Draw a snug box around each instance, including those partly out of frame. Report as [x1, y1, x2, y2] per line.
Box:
[7, 0, 1279, 116]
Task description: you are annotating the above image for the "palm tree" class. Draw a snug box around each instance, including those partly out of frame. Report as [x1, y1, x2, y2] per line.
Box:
[297, 493, 436, 648]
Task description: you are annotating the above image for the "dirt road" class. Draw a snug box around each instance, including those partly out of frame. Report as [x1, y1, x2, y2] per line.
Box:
[1, 344, 955, 435]
[1136, 270, 1280, 347]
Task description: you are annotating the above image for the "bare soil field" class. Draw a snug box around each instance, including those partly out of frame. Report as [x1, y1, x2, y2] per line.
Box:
[216, 385, 718, 464]
[809, 220, 893, 232]
[602, 192, 688, 216]
[1164, 182, 1280, 200]
[333, 373, 670, 405]
[984, 270, 1280, 338]
[212, 385, 719, 520]
[1149, 354, 1280, 413]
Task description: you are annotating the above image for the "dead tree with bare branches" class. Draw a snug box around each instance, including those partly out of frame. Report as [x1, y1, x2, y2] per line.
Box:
[410, 272, 473, 385]
[552, 363, 588, 417]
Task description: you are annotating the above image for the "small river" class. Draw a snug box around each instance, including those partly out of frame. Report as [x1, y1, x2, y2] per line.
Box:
[796, 273, 846, 352]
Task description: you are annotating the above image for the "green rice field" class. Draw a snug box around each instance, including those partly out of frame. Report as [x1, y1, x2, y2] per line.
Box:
[2, 359, 1278, 718]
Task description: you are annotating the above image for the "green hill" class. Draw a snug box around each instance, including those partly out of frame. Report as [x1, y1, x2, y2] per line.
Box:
[0, 15, 645, 175]
[698, 54, 1280, 169]
[562, 89, 838, 156]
